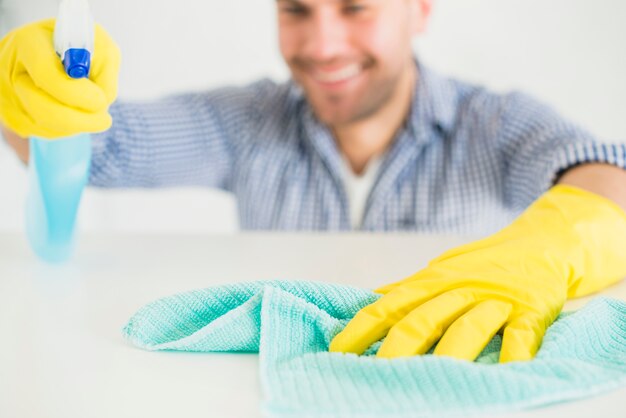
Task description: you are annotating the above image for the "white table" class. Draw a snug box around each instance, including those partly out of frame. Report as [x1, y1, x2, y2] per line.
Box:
[1, 233, 625, 418]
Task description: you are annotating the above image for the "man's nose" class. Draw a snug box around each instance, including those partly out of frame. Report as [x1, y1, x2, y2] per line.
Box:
[303, 10, 350, 62]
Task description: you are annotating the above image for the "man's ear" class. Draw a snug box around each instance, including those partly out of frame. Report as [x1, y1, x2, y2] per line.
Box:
[408, 0, 433, 35]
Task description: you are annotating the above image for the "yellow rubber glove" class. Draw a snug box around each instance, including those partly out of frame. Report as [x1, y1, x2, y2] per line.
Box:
[0, 19, 120, 139]
[330, 185, 626, 362]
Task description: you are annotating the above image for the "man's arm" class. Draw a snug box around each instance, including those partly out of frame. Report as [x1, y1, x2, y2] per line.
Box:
[1, 80, 273, 190]
[1, 125, 28, 164]
[330, 164, 626, 362]
[557, 163, 626, 211]
[496, 92, 626, 214]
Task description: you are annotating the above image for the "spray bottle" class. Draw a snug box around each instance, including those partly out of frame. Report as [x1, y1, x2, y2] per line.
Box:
[26, 0, 94, 263]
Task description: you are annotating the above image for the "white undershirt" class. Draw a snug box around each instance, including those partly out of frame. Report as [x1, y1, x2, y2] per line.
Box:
[340, 155, 383, 229]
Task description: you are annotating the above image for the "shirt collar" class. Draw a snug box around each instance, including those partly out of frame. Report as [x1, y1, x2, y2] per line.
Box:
[293, 59, 460, 178]
[406, 60, 458, 143]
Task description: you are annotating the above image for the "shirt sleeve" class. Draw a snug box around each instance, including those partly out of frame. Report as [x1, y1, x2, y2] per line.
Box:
[498, 92, 626, 211]
[88, 80, 274, 190]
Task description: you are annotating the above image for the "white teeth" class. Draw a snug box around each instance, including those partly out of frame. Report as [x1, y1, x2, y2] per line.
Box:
[313, 64, 361, 83]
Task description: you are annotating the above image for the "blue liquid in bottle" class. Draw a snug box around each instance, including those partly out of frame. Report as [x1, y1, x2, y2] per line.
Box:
[26, 134, 91, 263]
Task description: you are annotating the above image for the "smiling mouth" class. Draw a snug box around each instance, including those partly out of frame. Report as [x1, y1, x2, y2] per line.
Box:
[310, 63, 363, 85]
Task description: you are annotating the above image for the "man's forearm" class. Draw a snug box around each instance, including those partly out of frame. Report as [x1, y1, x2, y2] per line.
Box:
[1, 125, 28, 164]
[557, 163, 626, 211]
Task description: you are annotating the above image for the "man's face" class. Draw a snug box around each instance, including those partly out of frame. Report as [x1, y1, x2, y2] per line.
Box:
[277, 0, 430, 126]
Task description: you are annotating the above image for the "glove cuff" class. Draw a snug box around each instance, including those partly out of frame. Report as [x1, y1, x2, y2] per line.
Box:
[533, 185, 626, 297]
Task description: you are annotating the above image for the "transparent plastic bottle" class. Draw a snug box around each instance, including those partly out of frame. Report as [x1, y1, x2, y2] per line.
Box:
[26, 0, 94, 263]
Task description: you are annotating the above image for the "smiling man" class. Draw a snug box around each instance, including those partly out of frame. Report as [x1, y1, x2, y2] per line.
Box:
[278, 0, 421, 176]
[2, 0, 626, 362]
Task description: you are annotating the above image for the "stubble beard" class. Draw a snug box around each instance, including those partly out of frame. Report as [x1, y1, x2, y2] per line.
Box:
[291, 58, 409, 127]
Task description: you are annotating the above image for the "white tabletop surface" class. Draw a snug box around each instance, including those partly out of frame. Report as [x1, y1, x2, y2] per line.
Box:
[1, 232, 625, 418]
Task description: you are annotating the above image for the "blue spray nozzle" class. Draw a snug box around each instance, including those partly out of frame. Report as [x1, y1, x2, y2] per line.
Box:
[63, 48, 91, 79]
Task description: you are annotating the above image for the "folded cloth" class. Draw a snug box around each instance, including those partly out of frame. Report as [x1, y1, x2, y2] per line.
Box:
[123, 281, 626, 418]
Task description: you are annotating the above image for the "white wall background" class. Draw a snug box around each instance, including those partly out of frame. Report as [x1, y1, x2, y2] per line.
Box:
[1, 0, 625, 233]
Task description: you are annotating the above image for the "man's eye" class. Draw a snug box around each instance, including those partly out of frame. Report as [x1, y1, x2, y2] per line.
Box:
[282, 6, 307, 16]
[343, 4, 365, 14]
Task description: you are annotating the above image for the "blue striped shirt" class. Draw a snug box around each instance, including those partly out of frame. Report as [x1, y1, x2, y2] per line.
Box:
[90, 64, 626, 234]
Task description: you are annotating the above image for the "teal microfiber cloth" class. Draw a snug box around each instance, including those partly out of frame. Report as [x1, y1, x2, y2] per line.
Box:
[122, 281, 626, 417]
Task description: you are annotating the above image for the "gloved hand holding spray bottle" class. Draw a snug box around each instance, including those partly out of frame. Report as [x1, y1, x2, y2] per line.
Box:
[26, 0, 94, 263]
[0, 2, 118, 263]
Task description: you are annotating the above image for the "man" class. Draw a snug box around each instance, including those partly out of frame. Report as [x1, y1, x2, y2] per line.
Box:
[2, 0, 626, 362]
